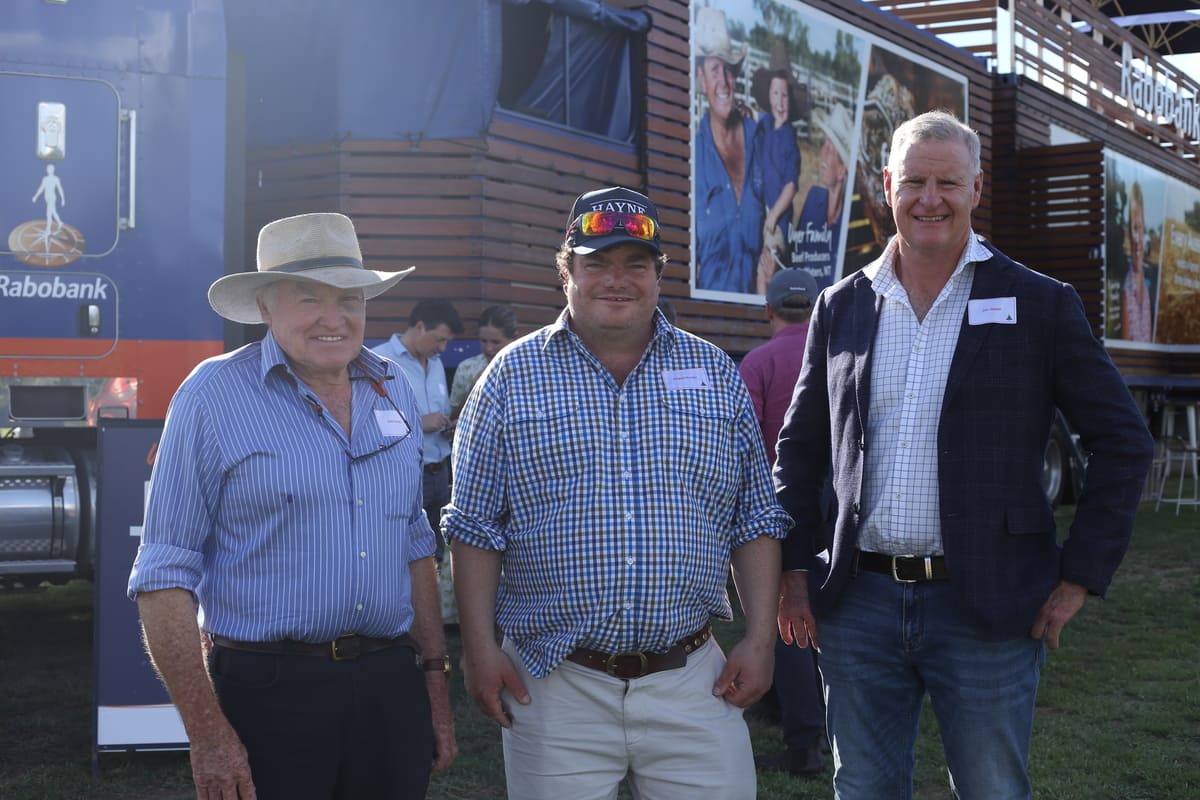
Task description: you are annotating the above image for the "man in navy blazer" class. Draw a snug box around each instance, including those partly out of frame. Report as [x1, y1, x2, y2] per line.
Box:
[774, 111, 1153, 799]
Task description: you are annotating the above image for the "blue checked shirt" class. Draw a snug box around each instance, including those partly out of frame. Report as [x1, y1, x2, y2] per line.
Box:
[442, 311, 792, 678]
[858, 233, 991, 556]
[127, 331, 436, 641]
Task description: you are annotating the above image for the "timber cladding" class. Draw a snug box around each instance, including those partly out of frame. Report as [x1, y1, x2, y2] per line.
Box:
[244, 0, 992, 355]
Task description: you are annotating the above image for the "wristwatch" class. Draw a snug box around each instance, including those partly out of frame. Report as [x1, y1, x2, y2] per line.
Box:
[421, 655, 451, 675]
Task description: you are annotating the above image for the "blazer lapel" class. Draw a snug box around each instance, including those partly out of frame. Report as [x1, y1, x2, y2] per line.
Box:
[852, 273, 883, 434]
[943, 252, 1016, 406]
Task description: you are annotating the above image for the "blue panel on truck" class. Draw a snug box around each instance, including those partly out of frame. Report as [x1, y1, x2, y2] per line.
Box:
[0, 0, 227, 350]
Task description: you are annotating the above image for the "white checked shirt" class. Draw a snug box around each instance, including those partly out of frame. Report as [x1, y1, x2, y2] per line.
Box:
[858, 233, 992, 556]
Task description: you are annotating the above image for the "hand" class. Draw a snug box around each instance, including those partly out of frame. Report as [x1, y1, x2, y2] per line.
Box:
[462, 642, 529, 729]
[712, 635, 773, 708]
[189, 721, 256, 799]
[778, 570, 819, 651]
[757, 246, 776, 295]
[1030, 579, 1088, 649]
[426, 674, 458, 772]
[421, 412, 452, 433]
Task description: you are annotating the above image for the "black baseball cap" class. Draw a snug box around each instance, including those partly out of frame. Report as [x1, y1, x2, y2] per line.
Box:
[766, 268, 819, 310]
[565, 186, 663, 256]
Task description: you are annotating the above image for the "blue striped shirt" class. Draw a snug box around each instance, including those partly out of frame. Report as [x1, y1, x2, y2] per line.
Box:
[127, 331, 436, 641]
[372, 334, 452, 465]
[442, 311, 792, 678]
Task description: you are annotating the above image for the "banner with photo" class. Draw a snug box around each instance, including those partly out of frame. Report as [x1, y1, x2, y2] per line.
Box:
[688, 0, 967, 303]
[1104, 149, 1200, 347]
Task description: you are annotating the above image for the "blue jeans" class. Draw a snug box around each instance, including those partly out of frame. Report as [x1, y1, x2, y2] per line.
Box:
[818, 570, 1045, 800]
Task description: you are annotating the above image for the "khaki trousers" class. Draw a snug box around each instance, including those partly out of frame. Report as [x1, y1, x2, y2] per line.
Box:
[501, 636, 755, 800]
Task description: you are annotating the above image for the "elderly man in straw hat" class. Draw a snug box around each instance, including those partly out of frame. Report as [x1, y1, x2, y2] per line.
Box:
[693, 6, 765, 295]
[791, 101, 853, 288]
[129, 212, 456, 799]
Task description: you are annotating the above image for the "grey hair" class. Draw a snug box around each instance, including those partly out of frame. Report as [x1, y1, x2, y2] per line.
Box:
[889, 110, 981, 176]
[256, 280, 282, 312]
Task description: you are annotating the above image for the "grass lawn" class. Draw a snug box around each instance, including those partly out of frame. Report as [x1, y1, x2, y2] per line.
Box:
[0, 506, 1196, 799]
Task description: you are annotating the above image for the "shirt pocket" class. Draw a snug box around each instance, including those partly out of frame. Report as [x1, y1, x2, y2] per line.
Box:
[658, 392, 737, 499]
[505, 401, 589, 492]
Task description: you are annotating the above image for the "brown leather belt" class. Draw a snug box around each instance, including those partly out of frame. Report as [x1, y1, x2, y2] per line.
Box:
[423, 457, 450, 474]
[564, 624, 712, 679]
[855, 550, 947, 583]
[210, 632, 416, 661]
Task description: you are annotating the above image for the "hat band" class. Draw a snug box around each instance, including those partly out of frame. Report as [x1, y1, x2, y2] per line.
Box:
[267, 255, 364, 274]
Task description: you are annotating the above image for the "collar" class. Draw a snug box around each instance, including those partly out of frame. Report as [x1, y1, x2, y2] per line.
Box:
[259, 329, 389, 386]
[864, 232, 990, 298]
[771, 322, 810, 340]
[545, 307, 677, 354]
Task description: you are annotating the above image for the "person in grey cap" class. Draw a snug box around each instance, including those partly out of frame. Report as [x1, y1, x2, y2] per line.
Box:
[738, 267, 827, 777]
[129, 212, 456, 799]
[444, 186, 792, 799]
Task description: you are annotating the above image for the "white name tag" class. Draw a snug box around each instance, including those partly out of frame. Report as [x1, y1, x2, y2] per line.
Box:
[374, 409, 409, 437]
[661, 367, 712, 390]
[968, 296, 1017, 325]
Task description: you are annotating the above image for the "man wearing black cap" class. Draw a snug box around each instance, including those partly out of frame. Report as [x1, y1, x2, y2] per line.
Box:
[738, 268, 828, 777]
[444, 187, 792, 799]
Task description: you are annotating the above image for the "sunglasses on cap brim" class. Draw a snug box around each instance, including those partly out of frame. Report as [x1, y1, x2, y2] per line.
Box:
[571, 211, 659, 242]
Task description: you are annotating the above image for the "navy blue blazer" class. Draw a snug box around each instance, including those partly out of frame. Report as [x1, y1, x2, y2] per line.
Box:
[775, 240, 1154, 636]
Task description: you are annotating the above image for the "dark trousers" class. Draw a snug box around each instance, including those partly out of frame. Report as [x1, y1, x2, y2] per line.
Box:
[423, 466, 451, 561]
[776, 636, 826, 749]
[209, 643, 433, 799]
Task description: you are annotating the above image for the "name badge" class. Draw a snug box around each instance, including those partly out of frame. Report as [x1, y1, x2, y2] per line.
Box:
[662, 367, 711, 390]
[968, 296, 1017, 325]
[374, 409, 409, 437]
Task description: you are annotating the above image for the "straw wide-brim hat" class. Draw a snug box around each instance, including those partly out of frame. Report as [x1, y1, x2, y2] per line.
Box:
[815, 101, 854, 168]
[750, 41, 810, 124]
[694, 7, 744, 67]
[208, 212, 414, 324]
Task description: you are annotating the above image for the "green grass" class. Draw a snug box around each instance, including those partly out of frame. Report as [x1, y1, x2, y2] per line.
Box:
[1, 506, 1196, 799]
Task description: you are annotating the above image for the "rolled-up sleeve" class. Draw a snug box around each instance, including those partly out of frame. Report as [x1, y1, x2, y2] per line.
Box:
[127, 388, 222, 598]
[441, 364, 510, 552]
[730, 380, 794, 548]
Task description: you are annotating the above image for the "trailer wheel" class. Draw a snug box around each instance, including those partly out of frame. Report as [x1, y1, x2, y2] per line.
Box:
[1042, 429, 1069, 508]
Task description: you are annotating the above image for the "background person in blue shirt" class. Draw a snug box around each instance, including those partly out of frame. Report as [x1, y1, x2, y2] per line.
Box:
[444, 186, 792, 799]
[693, 7, 765, 296]
[129, 212, 456, 799]
[374, 298, 464, 561]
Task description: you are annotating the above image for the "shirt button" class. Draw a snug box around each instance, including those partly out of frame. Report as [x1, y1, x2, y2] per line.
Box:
[626, 556, 635, 566]
[356, 499, 364, 507]
[624, 511, 633, 521]
[359, 551, 367, 559]
[355, 603, 364, 612]
[900, 441, 909, 448]
[895, 492, 903, 499]
[622, 470, 631, 480]
[623, 602, 633, 610]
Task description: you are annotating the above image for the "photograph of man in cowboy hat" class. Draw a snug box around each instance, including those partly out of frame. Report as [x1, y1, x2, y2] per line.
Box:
[792, 100, 853, 289]
[129, 212, 456, 799]
[692, 6, 766, 297]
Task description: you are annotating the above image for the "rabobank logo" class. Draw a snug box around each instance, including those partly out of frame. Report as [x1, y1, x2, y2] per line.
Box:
[0, 272, 109, 300]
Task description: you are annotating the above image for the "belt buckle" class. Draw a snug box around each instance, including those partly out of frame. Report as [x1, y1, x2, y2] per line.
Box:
[331, 633, 357, 661]
[605, 651, 649, 679]
[891, 555, 919, 584]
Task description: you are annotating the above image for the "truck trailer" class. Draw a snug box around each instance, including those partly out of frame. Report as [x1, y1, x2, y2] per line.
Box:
[3, 0, 1198, 588]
